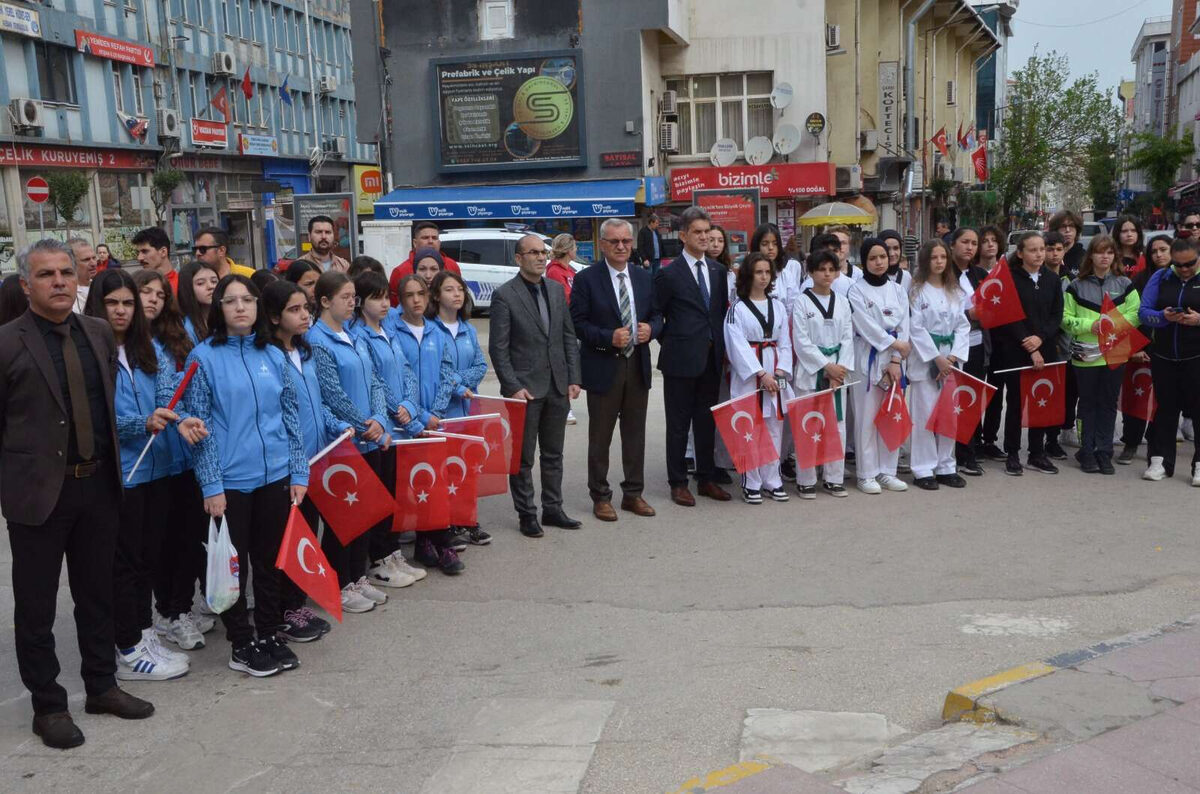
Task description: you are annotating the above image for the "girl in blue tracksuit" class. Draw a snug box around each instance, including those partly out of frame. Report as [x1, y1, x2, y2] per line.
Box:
[307, 271, 400, 607]
[388, 274, 461, 573]
[186, 274, 309, 679]
[86, 270, 189, 682]
[134, 269, 213, 653]
[178, 260, 219, 344]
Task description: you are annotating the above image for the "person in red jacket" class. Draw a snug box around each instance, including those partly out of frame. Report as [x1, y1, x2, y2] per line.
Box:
[388, 221, 461, 306]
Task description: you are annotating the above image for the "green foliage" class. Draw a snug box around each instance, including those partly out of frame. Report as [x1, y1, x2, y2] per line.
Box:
[151, 169, 185, 223]
[45, 171, 90, 231]
[958, 190, 1000, 228]
[1126, 128, 1195, 208]
[1085, 130, 1119, 212]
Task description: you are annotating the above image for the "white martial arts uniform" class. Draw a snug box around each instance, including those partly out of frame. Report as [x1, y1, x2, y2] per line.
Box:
[907, 282, 972, 479]
[798, 267, 858, 298]
[847, 275, 911, 481]
[724, 296, 794, 491]
[791, 288, 856, 486]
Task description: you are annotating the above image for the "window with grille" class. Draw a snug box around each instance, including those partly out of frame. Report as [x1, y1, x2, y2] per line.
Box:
[664, 72, 773, 157]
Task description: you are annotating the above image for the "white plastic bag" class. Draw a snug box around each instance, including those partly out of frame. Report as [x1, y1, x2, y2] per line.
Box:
[204, 516, 240, 614]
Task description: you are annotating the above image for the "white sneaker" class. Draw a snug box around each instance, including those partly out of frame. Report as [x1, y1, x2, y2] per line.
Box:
[143, 628, 190, 664]
[153, 613, 172, 635]
[1143, 457, 1167, 481]
[566, 409, 577, 425]
[193, 591, 215, 616]
[116, 639, 188, 681]
[1183, 418, 1195, 442]
[368, 557, 416, 588]
[1192, 463, 1200, 487]
[1061, 428, 1080, 448]
[355, 576, 388, 605]
[340, 583, 375, 613]
[877, 474, 909, 492]
[389, 551, 427, 582]
[857, 478, 882, 495]
[162, 614, 205, 650]
[192, 610, 216, 634]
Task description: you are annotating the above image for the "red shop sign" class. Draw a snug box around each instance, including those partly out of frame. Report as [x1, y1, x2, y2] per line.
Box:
[669, 162, 835, 201]
[0, 142, 155, 170]
[190, 118, 229, 149]
[75, 30, 155, 67]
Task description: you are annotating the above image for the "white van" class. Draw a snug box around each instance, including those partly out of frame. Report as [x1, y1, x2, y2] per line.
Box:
[437, 228, 586, 311]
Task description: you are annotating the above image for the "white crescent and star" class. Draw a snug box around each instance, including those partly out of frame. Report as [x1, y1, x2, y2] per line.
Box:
[322, 463, 359, 505]
[731, 410, 756, 442]
[1130, 367, 1153, 398]
[952, 385, 977, 415]
[408, 462, 436, 503]
[800, 410, 826, 442]
[444, 456, 467, 495]
[296, 537, 317, 575]
[978, 277, 1004, 305]
[1030, 377, 1055, 408]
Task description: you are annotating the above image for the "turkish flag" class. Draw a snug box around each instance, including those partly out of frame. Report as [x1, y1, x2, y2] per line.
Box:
[931, 126, 950, 158]
[874, 382, 913, 451]
[467, 395, 526, 475]
[393, 437, 450, 532]
[1120, 364, 1157, 422]
[275, 506, 342, 622]
[956, 122, 966, 150]
[1020, 364, 1067, 428]
[973, 260, 1026, 329]
[926, 369, 998, 444]
[436, 414, 508, 496]
[435, 433, 479, 526]
[308, 437, 394, 545]
[210, 85, 229, 124]
[972, 145, 989, 182]
[787, 390, 843, 469]
[241, 67, 253, 100]
[712, 391, 780, 474]
[1098, 293, 1149, 368]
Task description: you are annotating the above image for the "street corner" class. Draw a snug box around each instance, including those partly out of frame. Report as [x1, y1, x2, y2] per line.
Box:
[941, 662, 1058, 723]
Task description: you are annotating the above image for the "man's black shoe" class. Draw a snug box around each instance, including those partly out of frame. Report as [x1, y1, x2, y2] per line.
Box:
[84, 686, 154, 719]
[541, 509, 581, 529]
[519, 516, 544, 538]
[779, 458, 797, 482]
[1077, 451, 1100, 473]
[32, 712, 84, 749]
[1097, 454, 1116, 475]
[913, 476, 939, 490]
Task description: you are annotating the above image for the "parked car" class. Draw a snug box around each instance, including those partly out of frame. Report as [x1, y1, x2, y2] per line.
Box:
[1079, 221, 1104, 250]
[1006, 230, 1039, 257]
[437, 228, 586, 311]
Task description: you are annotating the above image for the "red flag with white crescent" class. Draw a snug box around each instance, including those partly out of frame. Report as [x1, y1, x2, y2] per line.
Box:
[973, 260, 1026, 329]
[711, 391, 779, 474]
[308, 436, 393, 544]
[275, 506, 342, 622]
[1098, 293, 1149, 368]
[467, 395, 526, 475]
[1120, 364, 1156, 422]
[873, 381, 913, 451]
[787, 390, 843, 469]
[433, 433, 479, 525]
[1020, 364, 1067, 428]
[435, 414, 508, 496]
[393, 437, 450, 532]
[926, 369, 997, 444]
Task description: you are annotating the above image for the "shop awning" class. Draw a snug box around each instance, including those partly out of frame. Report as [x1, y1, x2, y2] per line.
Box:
[374, 178, 645, 221]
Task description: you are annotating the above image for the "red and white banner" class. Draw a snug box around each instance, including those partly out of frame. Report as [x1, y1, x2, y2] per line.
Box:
[0, 143, 155, 170]
[972, 145, 989, 182]
[670, 162, 836, 201]
[75, 30, 154, 67]
[190, 118, 228, 149]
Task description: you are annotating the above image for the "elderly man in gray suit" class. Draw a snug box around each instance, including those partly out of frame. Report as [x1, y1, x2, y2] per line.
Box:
[489, 233, 582, 538]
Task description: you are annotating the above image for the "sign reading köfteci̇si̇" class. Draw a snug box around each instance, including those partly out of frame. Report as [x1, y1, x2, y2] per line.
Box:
[0, 143, 156, 170]
[434, 50, 584, 172]
[878, 61, 899, 153]
[0, 1, 40, 37]
[669, 162, 836, 202]
[25, 176, 50, 204]
[75, 30, 154, 67]
[191, 118, 228, 148]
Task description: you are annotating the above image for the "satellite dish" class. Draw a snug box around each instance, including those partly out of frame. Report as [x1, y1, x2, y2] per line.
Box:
[773, 123, 801, 155]
[709, 138, 738, 167]
[745, 136, 774, 166]
[769, 82, 794, 110]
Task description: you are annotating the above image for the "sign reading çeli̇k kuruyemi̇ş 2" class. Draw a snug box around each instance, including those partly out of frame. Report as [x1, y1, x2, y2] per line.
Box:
[434, 51, 584, 172]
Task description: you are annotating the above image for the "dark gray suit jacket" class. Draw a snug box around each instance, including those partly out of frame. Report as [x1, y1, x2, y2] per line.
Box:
[0, 309, 121, 525]
[488, 275, 581, 400]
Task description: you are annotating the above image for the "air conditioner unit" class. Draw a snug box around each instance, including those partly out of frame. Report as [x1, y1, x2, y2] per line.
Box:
[9, 97, 45, 131]
[946, 80, 958, 105]
[835, 164, 862, 192]
[157, 108, 181, 139]
[860, 129, 878, 152]
[322, 136, 346, 157]
[825, 23, 841, 49]
[318, 76, 337, 94]
[660, 89, 678, 115]
[212, 51, 236, 75]
[659, 120, 680, 153]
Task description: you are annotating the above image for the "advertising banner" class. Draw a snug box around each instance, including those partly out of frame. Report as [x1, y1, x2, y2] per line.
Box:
[670, 162, 834, 201]
[75, 30, 154, 67]
[0, 142, 155, 170]
[353, 164, 383, 215]
[238, 133, 278, 156]
[294, 193, 356, 264]
[694, 188, 760, 259]
[0, 2, 40, 37]
[191, 118, 228, 148]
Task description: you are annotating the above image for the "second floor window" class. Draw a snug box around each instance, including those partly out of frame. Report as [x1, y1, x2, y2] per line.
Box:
[37, 42, 77, 105]
[665, 72, 773, 157]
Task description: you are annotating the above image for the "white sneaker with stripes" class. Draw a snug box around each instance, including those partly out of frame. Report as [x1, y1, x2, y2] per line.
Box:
[116, 639, 189, 681]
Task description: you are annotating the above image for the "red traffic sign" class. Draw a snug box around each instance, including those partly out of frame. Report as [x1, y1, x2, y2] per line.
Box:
[26, 177, 50, 204]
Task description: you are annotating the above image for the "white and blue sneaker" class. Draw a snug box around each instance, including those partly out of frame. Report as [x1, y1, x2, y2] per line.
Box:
[116, 639, 189, 681]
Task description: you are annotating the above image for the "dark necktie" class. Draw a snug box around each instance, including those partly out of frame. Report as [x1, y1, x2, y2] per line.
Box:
[617, 272, 634, 357]
[695, 261, 710, 307]
[53, 324, 95, 460]
[535, 284, 550, 333]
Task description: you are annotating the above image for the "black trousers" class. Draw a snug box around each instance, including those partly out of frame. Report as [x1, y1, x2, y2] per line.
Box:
[958, 344, 988, 463]
[1148, 355, 1200, 476]
[981, 349, 1004, 447]
[113, 478, 169, 649]
[1002, 370, 1053, 456]
[1061, 363, 1080, 432]
[367, 447, 400, 562]
[1120, 414, 1154, 448]
[320, 448, 376, 588]
[1075, 365, 1124, 459]
[586, 355, 649, 503]
[663, 351, 721, 487]
[153, 470, 205, 620]
[8, 473, 120, 715]
[218, 478, 290, 646]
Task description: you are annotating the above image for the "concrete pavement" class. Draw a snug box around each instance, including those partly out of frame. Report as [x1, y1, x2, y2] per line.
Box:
[2, 322, 1200, 792]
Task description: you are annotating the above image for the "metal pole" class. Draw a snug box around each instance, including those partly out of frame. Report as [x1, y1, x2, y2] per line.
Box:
[38, 205, 44, 237]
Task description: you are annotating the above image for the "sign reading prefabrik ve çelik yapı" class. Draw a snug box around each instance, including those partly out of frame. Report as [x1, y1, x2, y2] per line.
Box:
[433, 50, 585, 173]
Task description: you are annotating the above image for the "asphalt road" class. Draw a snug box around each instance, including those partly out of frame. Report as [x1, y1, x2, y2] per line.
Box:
[2, 319, 1198, 793]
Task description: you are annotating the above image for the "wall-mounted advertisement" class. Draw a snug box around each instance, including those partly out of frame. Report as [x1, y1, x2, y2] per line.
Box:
[433, 50, 585, 173]
[293, 193, 356, 264]
[694, 188, 760, 260]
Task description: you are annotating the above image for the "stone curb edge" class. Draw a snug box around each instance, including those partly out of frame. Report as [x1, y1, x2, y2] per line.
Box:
[941, 613, 1200, 723]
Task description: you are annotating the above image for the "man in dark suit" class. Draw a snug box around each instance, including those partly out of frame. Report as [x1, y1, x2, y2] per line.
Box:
[570, 218, 663, 521]
[489, 234, 583, 538]
[1, 240, 153, 749]
[637, 214, 664, 277]
[654, 206, 732, 505]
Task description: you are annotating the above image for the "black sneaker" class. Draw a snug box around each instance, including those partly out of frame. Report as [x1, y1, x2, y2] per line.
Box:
[913, 476, 940, 490]
[780, 459, 797, 482]
[1004, 455, 1023, 476]
[1116, 445, 1137, 465]
[465, 525, 492, 545]
[766, 487, 789, 502]
[979, 443, 1007, 462]
[446, 528, 469, 552]
[1097, 454, 1116, 475]
[1026, 454, 1059, 474]
[278, 610, 322, 643]
[958, 459, 984, 476]
[229, 641, 280, 677]
[298, 607, 332, 637]
[1045, 440, 1068, 460]
[1077, 451, 1100, 473]
[438, 547, 465, 575]
[820, 482, 848, 498]
[260, 636, 299, 671]
[797, 484, 817, 500]
[936, 473, 967, 488]
[414, 538, 440, 567]
[742, 488, 762, 504]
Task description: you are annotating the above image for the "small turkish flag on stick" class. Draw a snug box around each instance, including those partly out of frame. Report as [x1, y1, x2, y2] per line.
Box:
[874, 381, 913, 451]
[435, 414, 508, 496]
[973, 260, 1026, 329]
[926, 369, 997, 444]
[786, 389, 843, 469]
[275, 506, 342, 622]
[393, 437, 450, 532]
[1098, 293, 1149, 368]
[1020, 363, 1067, 428]
[711, 391, 780, 474]
[308, 435, 394, 545]
[1120, 363, 1156, 422]
[466, 395, 526, 475]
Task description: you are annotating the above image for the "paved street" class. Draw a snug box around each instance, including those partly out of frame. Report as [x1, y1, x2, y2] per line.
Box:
[2, 322, 1199, 792]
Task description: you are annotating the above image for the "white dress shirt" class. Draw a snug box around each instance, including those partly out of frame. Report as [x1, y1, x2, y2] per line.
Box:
[681, 249, 710, 299]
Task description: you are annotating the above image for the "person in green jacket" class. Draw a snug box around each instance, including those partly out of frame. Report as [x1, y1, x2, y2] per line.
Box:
[1061, 235, 1141, 475]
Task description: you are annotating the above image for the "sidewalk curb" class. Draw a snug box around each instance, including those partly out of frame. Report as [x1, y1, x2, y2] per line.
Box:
[942, 614, 1200, 723]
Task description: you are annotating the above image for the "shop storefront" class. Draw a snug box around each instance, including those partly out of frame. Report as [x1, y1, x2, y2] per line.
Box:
[261, 158, 312, 266]
[170, 154, 266, 267]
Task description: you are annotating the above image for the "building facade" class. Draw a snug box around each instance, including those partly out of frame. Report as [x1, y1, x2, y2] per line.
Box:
[0, 0, 375, 268]
[1126, 17, 1172, 194]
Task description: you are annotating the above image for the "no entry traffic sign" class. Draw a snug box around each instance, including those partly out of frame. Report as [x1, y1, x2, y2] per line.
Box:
[26, 176, 50, 204]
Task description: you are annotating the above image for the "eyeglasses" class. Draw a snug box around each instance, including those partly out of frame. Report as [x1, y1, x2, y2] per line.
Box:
[219, 295, 258, 307]
[601, 238, 634, 247]
[1175, 258, 1200, 268]
[1182, 223, 1200, 230]
[193, 245, 219, 254]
